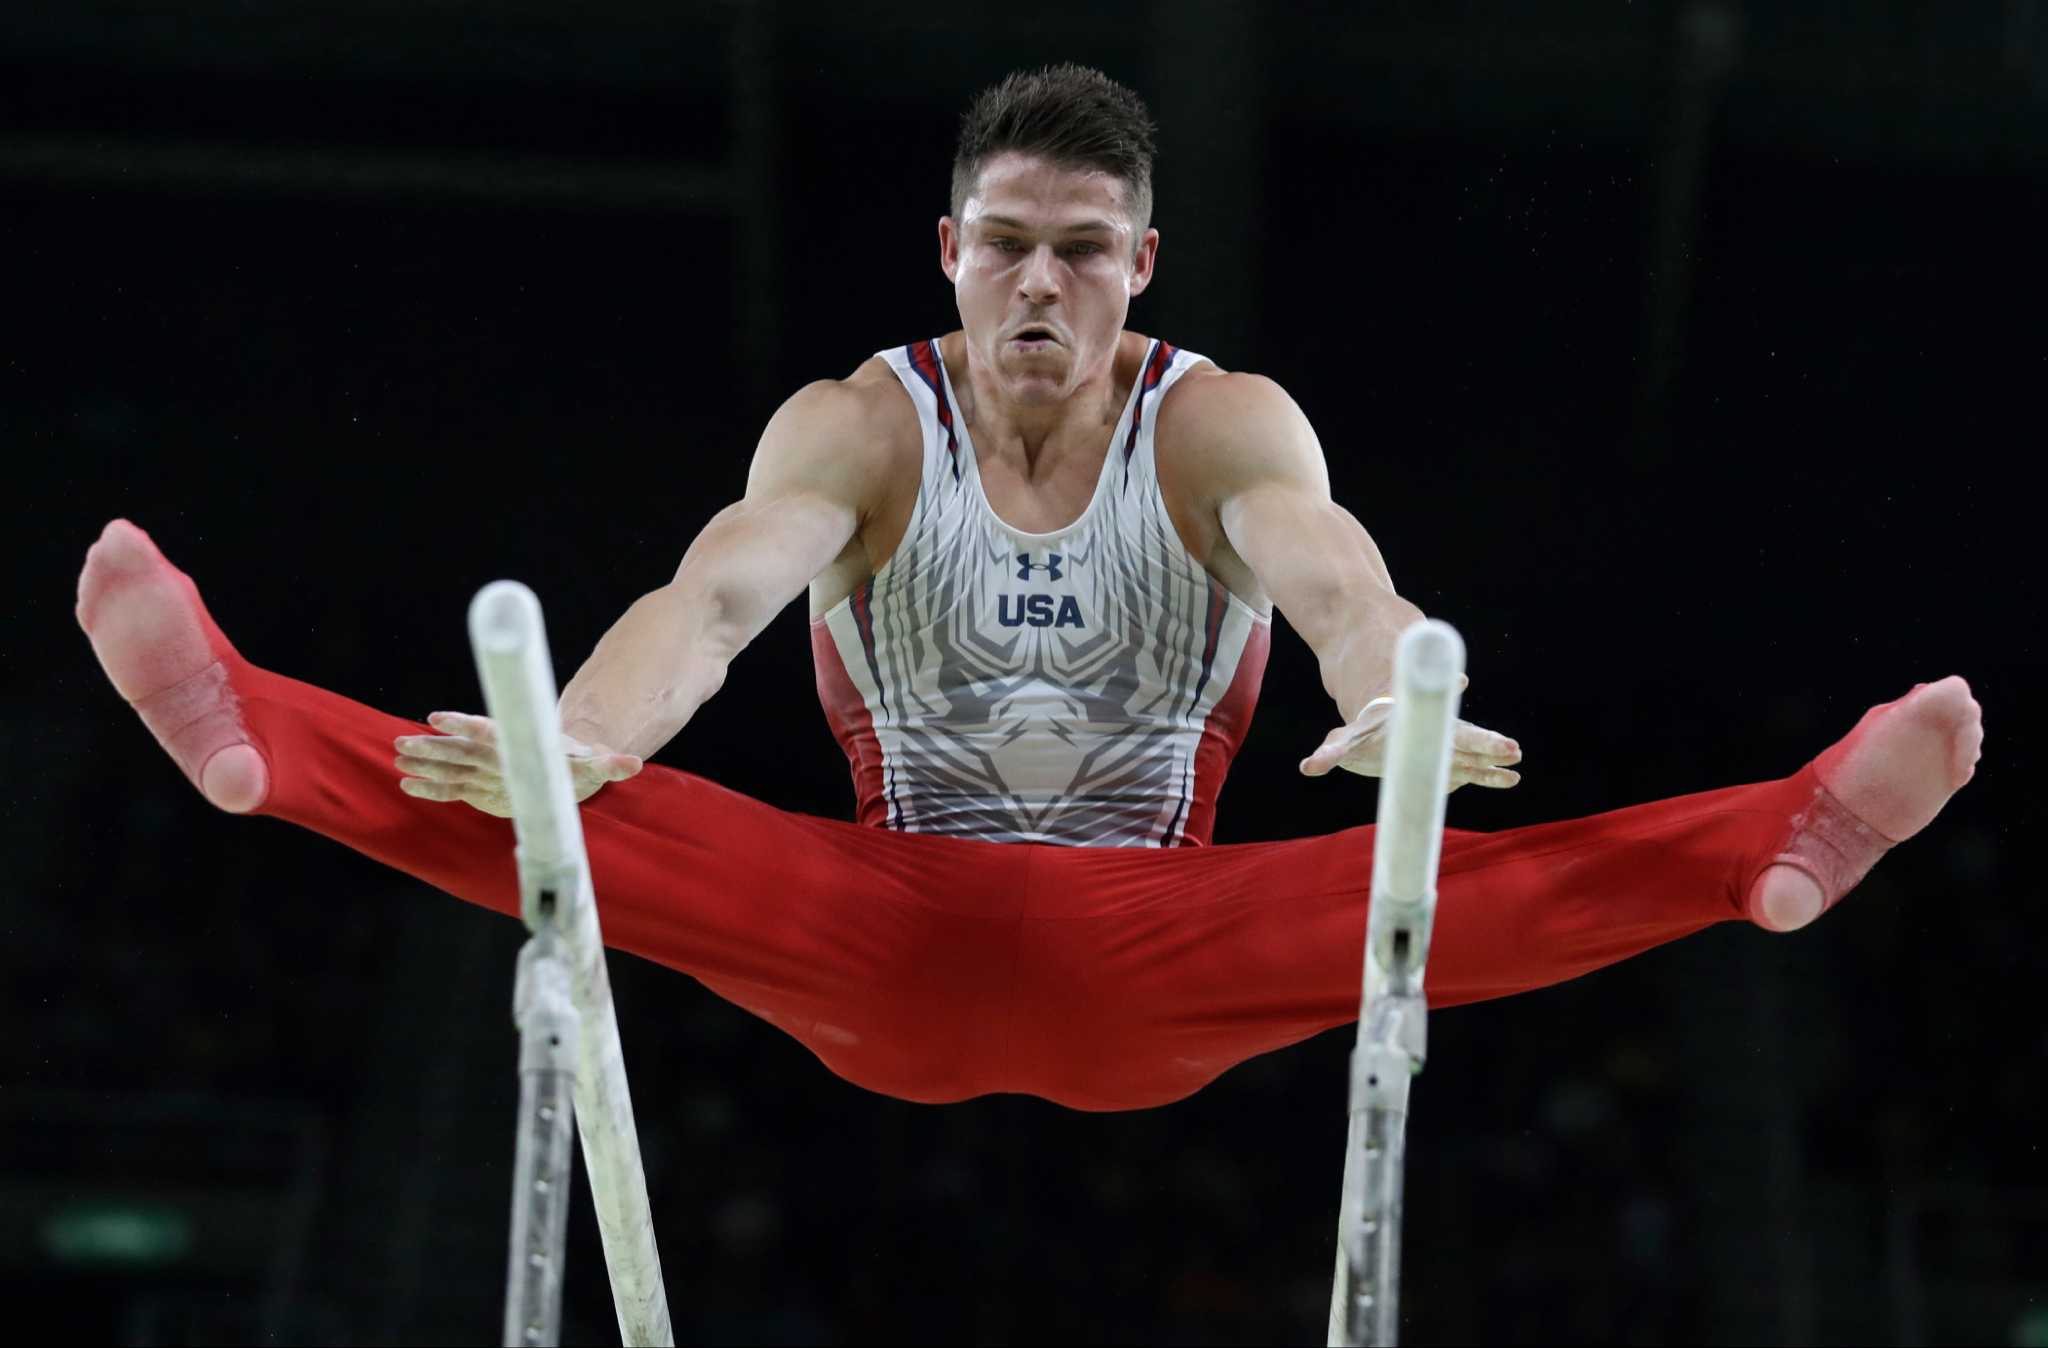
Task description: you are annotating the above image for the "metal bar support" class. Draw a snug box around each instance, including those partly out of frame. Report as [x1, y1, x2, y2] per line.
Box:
[504, 930, 580, 1346]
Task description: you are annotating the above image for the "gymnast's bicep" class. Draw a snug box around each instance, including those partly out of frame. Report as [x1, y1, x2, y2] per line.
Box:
[669, 378, 898, 655]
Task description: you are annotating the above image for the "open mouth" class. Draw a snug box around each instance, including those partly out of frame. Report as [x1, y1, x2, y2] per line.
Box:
[1010, 327, 1058, 346]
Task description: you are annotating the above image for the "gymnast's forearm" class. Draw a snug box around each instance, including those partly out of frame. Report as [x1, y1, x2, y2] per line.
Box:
[1216, 456, 1426, 723]
[556, 493, 856, 758]
[1314, 582, 1428, 721]
[556, 582, 733, 759]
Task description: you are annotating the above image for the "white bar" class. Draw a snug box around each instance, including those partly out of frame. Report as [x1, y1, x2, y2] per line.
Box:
[470, 581, 674, 1348]
[471, 583, 586, 895]
[1329, 619, 1465, 1347]
[1361, 620, 1462, 989]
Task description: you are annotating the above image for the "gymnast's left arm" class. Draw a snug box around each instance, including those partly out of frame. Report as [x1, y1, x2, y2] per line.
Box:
[1167, 370, 1522, 791]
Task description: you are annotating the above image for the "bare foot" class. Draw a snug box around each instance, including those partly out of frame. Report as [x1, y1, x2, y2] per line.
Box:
[76, 520, 271, 812]
[1747, 677, 1984, 931]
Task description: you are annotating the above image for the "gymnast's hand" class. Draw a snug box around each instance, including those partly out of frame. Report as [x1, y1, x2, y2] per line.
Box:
[393, 712, 644, 818]
[1299, 685, 1522, 792]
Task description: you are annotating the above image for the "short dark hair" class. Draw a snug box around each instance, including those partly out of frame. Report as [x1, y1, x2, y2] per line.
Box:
[951, 64, 1158, 240]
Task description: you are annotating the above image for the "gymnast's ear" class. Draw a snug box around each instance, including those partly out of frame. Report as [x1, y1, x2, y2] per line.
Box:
[938, 215, 961, 284]
[1127, 227, 1159, 298]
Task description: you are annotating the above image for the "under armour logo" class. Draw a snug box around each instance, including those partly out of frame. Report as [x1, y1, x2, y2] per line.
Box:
[1016, 552, 1064, 581]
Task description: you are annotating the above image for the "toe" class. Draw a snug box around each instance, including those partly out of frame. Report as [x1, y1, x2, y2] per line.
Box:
[88, 519, 157, 576]
[1926, 674, 1974, 706]
[94, 518, 153, 560]
[77, 520, 164, 629]
[1907, 676, 1980, 732]
[1922, 690, 1986, 790]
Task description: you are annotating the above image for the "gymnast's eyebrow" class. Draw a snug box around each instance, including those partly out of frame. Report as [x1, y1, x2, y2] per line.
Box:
[975, 214, 1121, 236]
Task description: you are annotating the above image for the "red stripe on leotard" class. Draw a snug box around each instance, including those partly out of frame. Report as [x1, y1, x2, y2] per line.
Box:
[1121, 339, 1178, 467]
[906, 339, 961, 481]
[1174, 620, 1269, 847]
[811, 619, 891, 829]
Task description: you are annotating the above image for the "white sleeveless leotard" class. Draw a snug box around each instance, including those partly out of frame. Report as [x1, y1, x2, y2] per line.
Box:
[809, 338, 1271, 847]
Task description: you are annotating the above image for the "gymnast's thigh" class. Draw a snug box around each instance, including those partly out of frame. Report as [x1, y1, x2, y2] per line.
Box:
[997, 828, 1380, 1107]
[578, 766, 1031, 1094]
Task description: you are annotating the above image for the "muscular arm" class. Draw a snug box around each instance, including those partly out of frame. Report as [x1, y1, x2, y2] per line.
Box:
[1169, 372, 1425, 720]
[1162, 371, 1519, 789]
[555, 376, 894, 758]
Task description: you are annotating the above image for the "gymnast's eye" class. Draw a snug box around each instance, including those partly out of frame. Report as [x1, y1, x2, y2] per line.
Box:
[991, 237, 1023, 253]
[1065, 242, 1102, 257]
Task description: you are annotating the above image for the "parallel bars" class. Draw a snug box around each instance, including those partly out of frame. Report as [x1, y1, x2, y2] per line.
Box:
[465, 584, 1458, 1345]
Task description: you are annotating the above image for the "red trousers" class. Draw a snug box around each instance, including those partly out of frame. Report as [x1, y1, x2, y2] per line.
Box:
[240, 659, 1806, 1112]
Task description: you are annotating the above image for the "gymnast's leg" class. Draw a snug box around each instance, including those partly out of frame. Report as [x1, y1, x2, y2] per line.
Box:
[74, 519, 1027, 1104]
[1010, 681, 1982, 1111]
[76, 520, 1985, 1112]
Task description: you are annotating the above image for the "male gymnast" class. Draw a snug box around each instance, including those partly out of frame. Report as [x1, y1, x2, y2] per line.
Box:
[77, 65, 1983, 1111]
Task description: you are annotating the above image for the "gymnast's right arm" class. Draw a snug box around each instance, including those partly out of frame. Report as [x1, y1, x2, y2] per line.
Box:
[556, 380, 885, 755]
[394, 378, 889, 815]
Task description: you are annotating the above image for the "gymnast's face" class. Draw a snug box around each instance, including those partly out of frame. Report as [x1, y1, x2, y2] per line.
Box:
[940, 152, 1158, 404]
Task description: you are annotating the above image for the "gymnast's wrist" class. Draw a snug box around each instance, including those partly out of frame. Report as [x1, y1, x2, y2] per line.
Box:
[559, 715, 620, 753]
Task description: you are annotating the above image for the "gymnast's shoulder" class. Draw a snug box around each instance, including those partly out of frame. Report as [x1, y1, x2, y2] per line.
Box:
[754, 355, 923, 480]
[1155, 359, 1324, 476]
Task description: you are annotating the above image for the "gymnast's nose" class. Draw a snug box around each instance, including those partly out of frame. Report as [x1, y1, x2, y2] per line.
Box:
[1017, 244, 1061, 306]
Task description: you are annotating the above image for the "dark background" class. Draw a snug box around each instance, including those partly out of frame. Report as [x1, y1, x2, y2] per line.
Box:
[6, 2, 2043, 1343]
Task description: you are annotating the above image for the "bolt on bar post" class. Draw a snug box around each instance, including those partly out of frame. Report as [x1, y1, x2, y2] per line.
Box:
[1326, 620, 1464, 1348]
[471, 581, 673, 1348]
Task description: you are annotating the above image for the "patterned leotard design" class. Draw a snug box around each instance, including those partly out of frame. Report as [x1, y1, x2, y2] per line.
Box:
[811, 338, 1270, 847]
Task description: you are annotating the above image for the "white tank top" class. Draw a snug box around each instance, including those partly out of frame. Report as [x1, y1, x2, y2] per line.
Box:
[810, 337, 1272, 847]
